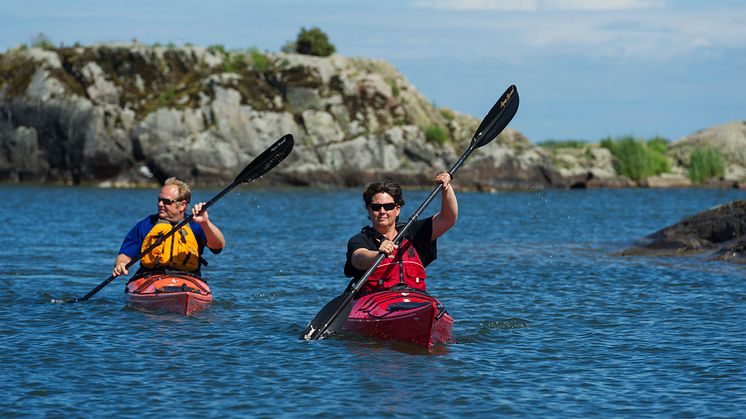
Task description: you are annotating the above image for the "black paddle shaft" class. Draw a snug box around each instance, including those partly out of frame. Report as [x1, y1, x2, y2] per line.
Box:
[301, 85, 519, 340]
[67, 134, 294, 303]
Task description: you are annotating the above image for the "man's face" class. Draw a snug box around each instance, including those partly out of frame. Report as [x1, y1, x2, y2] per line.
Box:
[157, 185, 187, 222]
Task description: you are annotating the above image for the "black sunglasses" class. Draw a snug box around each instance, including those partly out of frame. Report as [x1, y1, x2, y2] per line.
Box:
[158, 197, 183, 206]
[368, 202, 397, 211]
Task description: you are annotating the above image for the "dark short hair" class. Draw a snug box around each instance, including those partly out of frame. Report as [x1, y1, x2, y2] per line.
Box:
[362, 180, 405, 208]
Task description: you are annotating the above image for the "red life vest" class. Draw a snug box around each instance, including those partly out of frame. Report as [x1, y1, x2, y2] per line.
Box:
[362, 239, 427, 294]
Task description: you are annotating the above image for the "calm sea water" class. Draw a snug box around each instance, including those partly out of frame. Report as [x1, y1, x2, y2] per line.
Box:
[1, 185, 744, 417]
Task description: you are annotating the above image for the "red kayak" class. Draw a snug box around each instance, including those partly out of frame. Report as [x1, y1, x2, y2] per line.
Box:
[124, 273, 212, 316]
[343, 289, 453, 351]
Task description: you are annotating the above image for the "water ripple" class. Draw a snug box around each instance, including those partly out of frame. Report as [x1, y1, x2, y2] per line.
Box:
[1, 186, 745, 416]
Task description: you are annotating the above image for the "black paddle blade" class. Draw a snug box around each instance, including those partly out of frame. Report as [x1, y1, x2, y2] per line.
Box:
[472, 85, 519, 148]
[235, 134, 294, 185]
[300, 293, 353, 340]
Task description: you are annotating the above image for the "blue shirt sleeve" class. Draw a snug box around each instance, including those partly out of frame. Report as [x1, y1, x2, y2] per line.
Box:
[118, 215, 156, 258]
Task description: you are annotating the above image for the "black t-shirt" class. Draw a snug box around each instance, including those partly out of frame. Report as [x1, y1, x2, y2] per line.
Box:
[344, 217, 437, 279]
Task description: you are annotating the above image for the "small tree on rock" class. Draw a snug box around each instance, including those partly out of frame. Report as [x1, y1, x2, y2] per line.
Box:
[295, 27, 336, 56]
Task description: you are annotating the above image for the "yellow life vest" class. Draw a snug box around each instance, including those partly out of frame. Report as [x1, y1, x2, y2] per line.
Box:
[140, 220, 201, 272]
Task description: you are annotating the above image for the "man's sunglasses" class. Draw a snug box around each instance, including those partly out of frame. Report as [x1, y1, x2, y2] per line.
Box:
[158, 197, 183, 206]
[368, 202, 397, 211]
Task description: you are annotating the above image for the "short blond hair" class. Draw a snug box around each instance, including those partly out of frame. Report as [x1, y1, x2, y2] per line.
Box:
[164, 177, 191, 203]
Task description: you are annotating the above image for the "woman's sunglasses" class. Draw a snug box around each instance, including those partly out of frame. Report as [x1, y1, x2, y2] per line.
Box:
[368, 202, 397, 211]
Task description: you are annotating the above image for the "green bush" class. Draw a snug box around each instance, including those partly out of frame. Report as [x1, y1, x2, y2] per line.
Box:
[249, 48, 268, 72]
[159, 84, 176, 106]
[600, 136, 670, 181]
[222, 53, 246, 73]
[388, 79, 400, 98]
[646, 136, 669, 154]
[689, 147, 725, 184]
[425, 124, 448, 145]
[295, 27, 336, 56]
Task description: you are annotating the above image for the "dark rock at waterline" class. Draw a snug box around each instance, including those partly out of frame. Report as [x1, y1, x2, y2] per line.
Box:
[621, 200, 746, 262]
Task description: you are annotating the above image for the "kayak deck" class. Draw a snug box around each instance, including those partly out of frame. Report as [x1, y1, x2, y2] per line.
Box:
[124, 273, 212, 316]
[343, 289, 453, 350]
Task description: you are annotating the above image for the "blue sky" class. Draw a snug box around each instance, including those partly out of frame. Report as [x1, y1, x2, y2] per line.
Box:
[1, 0, 744, 143]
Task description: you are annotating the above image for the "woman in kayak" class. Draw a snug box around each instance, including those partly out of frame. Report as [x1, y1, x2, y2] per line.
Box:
[344, 172, 457, 294]
[112, 177, 226, 278]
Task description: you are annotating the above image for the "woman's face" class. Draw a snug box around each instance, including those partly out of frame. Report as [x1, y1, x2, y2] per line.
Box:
[368, 192, 400, 231]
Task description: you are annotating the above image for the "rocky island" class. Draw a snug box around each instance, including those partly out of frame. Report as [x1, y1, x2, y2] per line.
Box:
[1, 43, 744, 190]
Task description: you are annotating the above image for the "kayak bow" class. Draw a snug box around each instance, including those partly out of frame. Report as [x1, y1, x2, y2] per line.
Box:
[343, 289, 453, 350]
[124, 273, 212, 316]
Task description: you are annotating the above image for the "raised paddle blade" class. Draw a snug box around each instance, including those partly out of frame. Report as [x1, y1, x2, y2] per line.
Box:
[447, 85, 520, 176]
[472, 85, 519, 148]
[235, 134, 294, 185]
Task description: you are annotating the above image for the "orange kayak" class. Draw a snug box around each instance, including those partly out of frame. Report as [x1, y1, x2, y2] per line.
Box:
[124, 273, 212, 316]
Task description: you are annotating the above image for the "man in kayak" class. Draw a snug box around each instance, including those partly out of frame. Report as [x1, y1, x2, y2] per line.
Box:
[112, 177, 226, 278]
[344, 172, 457, 294]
